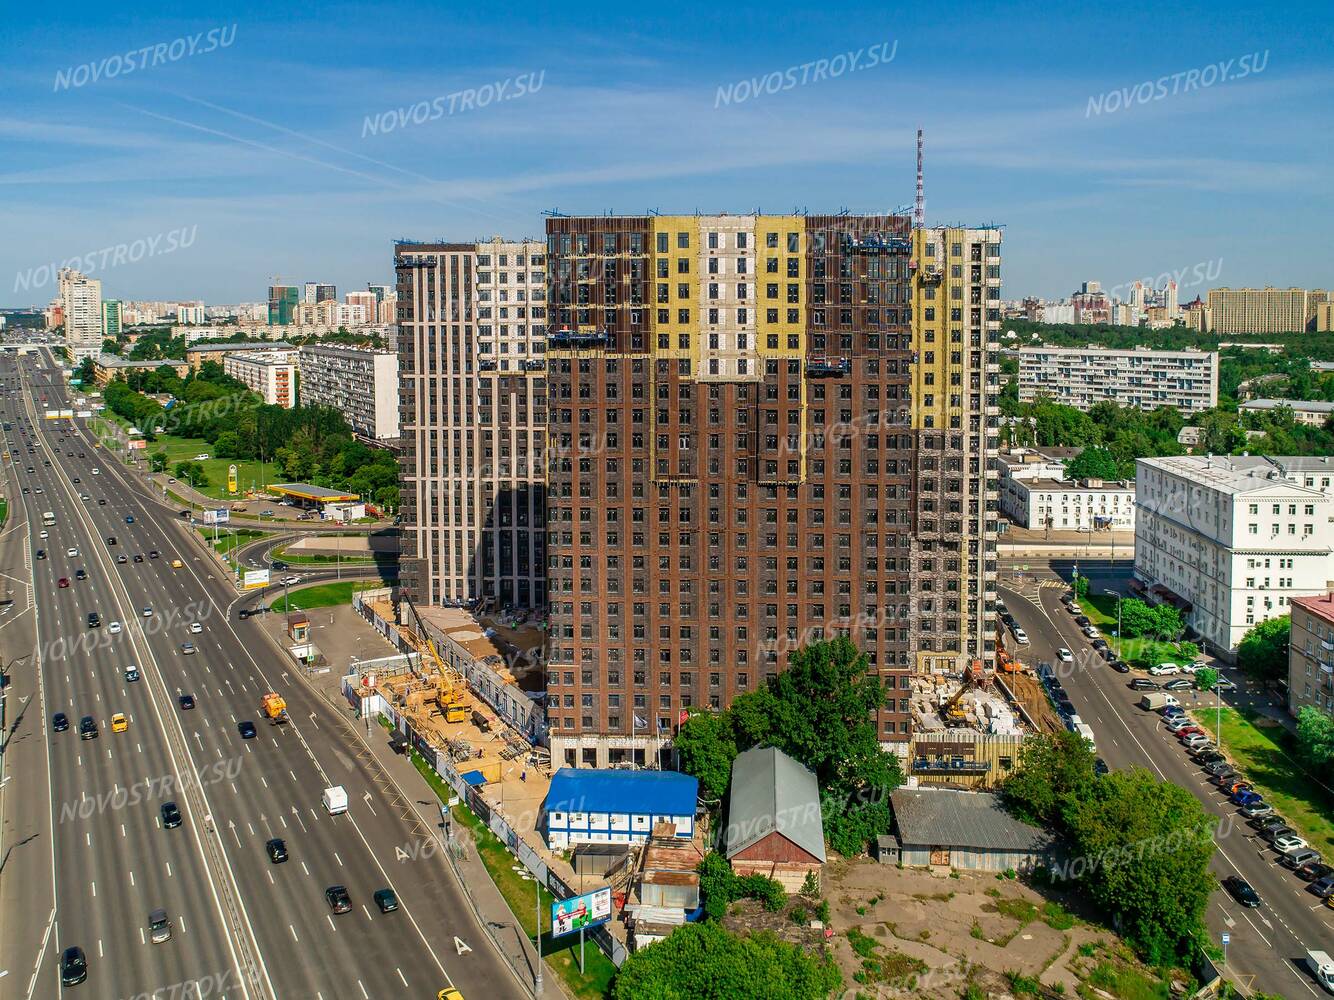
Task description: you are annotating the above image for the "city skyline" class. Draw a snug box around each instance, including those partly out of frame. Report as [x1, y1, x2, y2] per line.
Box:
[4, 0, 1332, 303]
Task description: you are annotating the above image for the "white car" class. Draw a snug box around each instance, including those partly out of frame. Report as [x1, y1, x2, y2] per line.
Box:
[1067, 603, 1083, 614]
[91, 468, 100, 475]
[283, 576, 300, 585]
[66, 547, 79, 557]
[1012, 628, 1029, 644]
[1165, 717, 1193, 732]
[1182, 734, 1212, 750]
[189, 622, 202, 634]
[142, 607, 153, 618]
[193, 453, 210, 461]
[1082, 625, 1101, 639]
[39, 529, 48, 538]
[1149, 663, 1180, 676]
[108, 621, 122, 634]
[1272, 834, 1308, 853]
[1057, 648, 1074, 663]
[1178, 662, 1201, 674]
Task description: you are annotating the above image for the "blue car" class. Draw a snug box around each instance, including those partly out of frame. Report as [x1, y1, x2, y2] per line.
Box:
[1232, 789, 1263, 807]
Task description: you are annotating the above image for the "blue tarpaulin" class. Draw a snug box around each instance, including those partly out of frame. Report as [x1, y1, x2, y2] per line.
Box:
[460, 770, 488, 787]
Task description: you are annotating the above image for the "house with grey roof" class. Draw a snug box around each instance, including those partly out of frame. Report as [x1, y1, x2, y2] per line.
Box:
[725, 746, 826, 890]
[882, 787, 1056, 872]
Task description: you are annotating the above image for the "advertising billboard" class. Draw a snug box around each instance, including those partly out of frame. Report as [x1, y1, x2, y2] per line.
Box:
[203, 508, 230, 525]
[243, 569, 271, 589]
[228, 464, 238, 493]
[551, 887, 612, 938]
[128, 439, 147, 450]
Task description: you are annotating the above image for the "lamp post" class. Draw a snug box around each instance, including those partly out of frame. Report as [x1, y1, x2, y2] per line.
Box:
[1103, 589, 1122, 641]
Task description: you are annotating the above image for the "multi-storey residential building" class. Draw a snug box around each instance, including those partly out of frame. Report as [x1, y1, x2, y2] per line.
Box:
[222, 351, 297, 407]
[1134, 455, 1334, 656]
[298, 344, 399, 440]
[1002, 476, 1135, 531]
[102, 299, 123, 339]
[1239, 398, 1334, 427]
[185, 341, 296, 372]
[1288, 592, 1334, 720]
[176, 304, 206, 324]
[539, 214, 999, 768]
[59, 267, 102, 361]
[396, 237, 548, 610]
[1017, 346, 1218, 415]
[268, 285, 300, 325]
[1206, 287, 1317, 334]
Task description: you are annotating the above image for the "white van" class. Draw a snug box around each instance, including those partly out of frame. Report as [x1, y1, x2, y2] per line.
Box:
[322, 786, 348, 815]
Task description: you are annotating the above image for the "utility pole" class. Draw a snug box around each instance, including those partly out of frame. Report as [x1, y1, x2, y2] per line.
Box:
[535, 878, 544, 995]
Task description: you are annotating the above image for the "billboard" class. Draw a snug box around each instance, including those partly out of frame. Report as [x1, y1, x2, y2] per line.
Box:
[551, 887, 612, 938]
[128, 439, 147, 450]
[243, 569, 270, 589]
[59, 409, 73, 418]
[203, 508, 230, 525]
[76, 410, 93, 418]
[227, 463, 238, 493]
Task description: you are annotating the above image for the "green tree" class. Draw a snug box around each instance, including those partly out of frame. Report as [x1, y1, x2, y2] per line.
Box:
[1073, 575, 1089, 599]
[1194, 667, 1218, 692]
[611, 921, 841, 1000]
[1002, 730, 1097, 827]
[1149, 604, 1184, 641]
[1064, 447, 1120, 481]
[101, 338, 121, 355]
[213, 431, 242, 459]
[1061, 768, 1216, 966]
[1237, 616, 1290, 687]
[1117, 598, 1156, 638]
[149, 450, 168, 472]
[1295, 706, 1334, 771]
[72, 357, 96, 383]
[675, 710, 738, 802]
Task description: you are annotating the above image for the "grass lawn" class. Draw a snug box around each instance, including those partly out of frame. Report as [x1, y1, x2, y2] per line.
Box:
[144, 433, 275, 500]
[1204, 705, 1334, 856]
[196, 526, 270, 557]
[270, 578, 394, 612]
[1084, 595, 1196, 669]
[271, 543, 380, 566]
[396, 730, 617, 1000]
[0, 498, 7, 527]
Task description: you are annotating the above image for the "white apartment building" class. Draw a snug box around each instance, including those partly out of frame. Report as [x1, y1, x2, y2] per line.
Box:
[1134, 455, 1334, 656]
[297, 344, 399, 440]
[223, 352, 296, 408]
[176, 304, 206, 324]
[1018, 346, 1219, 415]
[1002, 476, 1135, 531]
[395, 236, 547, 609]
[59, 268, 103, 361]
[1239, 398, 1334, 428]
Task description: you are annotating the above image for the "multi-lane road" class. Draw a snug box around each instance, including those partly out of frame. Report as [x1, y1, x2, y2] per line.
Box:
[1001, 564, 1334, 997]
[0, 351, 524, 998]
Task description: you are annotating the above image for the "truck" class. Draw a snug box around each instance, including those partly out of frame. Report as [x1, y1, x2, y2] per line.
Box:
[259, 692, 289, 724]
[1138, 692, 1179, 711]
[1305, 950, 1334, 994]
[322, 786, 348, 815]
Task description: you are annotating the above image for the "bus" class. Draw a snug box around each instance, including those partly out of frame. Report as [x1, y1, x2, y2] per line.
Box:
[42, 511, 55, 527]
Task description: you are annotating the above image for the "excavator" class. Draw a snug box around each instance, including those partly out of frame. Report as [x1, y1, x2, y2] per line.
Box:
[398, 593, 469, 724]
[939, 659, 989, 727]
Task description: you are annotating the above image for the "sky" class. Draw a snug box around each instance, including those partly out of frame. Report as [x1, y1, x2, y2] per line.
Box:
[2, 0, 1331, 307]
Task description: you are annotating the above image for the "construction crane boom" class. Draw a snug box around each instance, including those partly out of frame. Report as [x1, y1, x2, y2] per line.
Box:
[398, 592, 470, 722]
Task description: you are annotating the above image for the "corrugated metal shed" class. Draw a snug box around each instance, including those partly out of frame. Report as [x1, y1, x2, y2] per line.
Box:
[725, 746, 826, 863]
[545, 768, 698, 818]
[890, 787, 1053, 852]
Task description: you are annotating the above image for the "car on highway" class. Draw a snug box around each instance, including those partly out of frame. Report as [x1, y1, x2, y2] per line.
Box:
[35, 549, 45, 559]
[65, 547, 78, 557]
[125, 515, 134, 523]
[125, 666, 139, 682]
[110, 713, 128, 733]
[374, 888, 399, 913]
[71, 477, 79, 483]
[149, 550, 159, 559]
[1056, 648, 1073, 663]
[265, 838, 288, 863]
[1222, 876, 1261, 908]
[86, 612, 100, 628]
[1273, 834, 1310, 853]
[38, 529, 47, 539]
[1130, 677, 1159, 691]
[189, 622, 203, 634]
[116, 554, 127, 563]
[108, 621, 121, 634]
[91, 468, 99, 475]
[171, 559, 183, 569]
[58, 577, 69, 588]
[142, 607, 152, 617]
[282, 575, 300, 585]
[238, 720, 257, 739]
[133, 553, 143, 563]
[161, 802, 182, 829]
[78, 715, 97, 740]
[178, 693, 195, 710]
[74, 568, 87, 581]
[105, 535, 116, 545]
[59, 945, 87, 986]
[180, 641, 195, 655]
[148, 908, 172, 944]
[271, 560, 289, 571]
[325, 885, 353, 914]
[52, 712, 69, 732]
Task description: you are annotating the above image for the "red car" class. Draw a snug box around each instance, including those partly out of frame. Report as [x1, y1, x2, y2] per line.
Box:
[1176, 727, 1207, 740]
[57, 577, 70, 588]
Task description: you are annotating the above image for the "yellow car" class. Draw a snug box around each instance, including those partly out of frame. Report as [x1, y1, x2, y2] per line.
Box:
[110, 713, 129, 733]
[171, 559, 183, 569]
[1327, 893, 1334, 910]
[438, 990, 464, 1000]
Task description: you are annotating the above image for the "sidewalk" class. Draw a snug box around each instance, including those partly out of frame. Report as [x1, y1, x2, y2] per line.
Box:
[252, 603, 571, 1000]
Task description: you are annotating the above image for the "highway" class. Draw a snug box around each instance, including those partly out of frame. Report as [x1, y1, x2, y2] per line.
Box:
[1001, 567, 1334, 998]
[2, 351, 525, 998]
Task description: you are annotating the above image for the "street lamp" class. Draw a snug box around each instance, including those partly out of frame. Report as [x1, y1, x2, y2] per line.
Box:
[1103, 589, 1122, 640]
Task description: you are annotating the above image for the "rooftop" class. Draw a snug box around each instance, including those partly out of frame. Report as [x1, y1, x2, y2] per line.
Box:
[890, 788, 1054, 853]
[545, 768, 698, 819]
[269, 483, 360, 501]
[1020, 478, 1133, 493]
[1240, 398, 1334, 414]
[1290, 592, 1334, 625]
[725, 746, 826, 863]
[188, 341, 295, 353]
[1137, 455, 1333, 497]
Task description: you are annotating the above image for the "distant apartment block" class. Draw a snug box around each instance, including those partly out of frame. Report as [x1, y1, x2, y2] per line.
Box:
[176, 304, 206, 324]
[1288, 593, 1334, 721]
[185, 341, 297, 371]
[59, 267, 102, 361]
[1017, 346, 1218, 415]
[1134, 455, 1334, 656]
[999, 449, 1135, 531]
[222, 351, 297, 408]
[268, 285, 300, 325]
[395, 237, 548, 610]
[1239, 398, 1334, 427]
[102, 299, 122, 338]
[297, 344, 399, 440]
[1206, 287, 1329, 334]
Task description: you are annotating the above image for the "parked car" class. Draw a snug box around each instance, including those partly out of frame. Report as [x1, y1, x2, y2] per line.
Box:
[1164, 678, 1194, 691]
[1149, 662, 1181, 676]
[1195, 750, 1227, 765]
[1259, 825, 1297, 844]
[1232, 790, 1263, 808]
[1130, 678, 1159, 691]
[1280, 848, 1322, 870]
[1273, 834, 1310, 853]
[1309, 874, 1334, 898]
[1213, 677, 1238, 692]
[1110, 659, 1131, 673]
[1239, 801, 1273, 818]
[1295, 862, 1334, 883]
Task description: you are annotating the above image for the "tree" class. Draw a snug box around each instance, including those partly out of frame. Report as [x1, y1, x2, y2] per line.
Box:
[72, 357, 95, 383]
[1117, 598, 1156, 638]
[1148, 604, 1184, 641]
[675, 710, 737, 802]
[101, 338, 121, 355]
[212, 431, 242, 459]
[1237, 616, 1290, 687]
[149, 450, 168, 472]
[1073, 575, 1089, 599]
[1295, 706, 1334, 771]
[1002, 730, 1098, 827]
[1064, 447, 1120, 482]
[1062, 768, 1216, 966]
[1194, 667, 1218, 692]
[610, 921, 841, 1000]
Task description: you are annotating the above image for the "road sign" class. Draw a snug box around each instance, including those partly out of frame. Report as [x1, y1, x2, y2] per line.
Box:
[1221, 933, 1229, 945]
[203, 508, 230, 525]
[243, 569, 270, 589]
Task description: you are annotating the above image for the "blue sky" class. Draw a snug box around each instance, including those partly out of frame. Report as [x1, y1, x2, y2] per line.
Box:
[3, 0, 1331, 305]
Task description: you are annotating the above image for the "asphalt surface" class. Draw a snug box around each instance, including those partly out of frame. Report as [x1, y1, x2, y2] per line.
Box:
[1000, 568, 1334, 998]
[1, 352, 525, 998]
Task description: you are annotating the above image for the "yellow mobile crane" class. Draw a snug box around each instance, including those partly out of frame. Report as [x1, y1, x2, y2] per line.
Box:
[398, 593, 470, 724]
